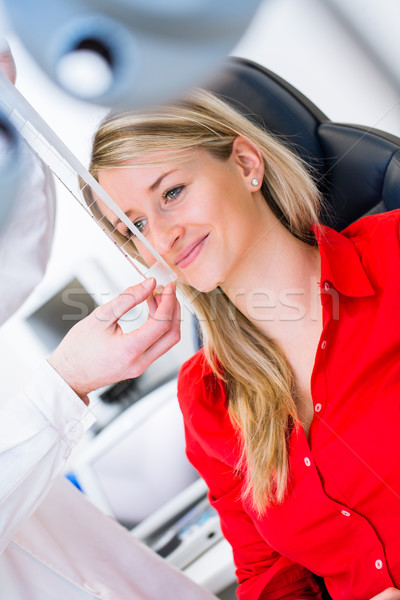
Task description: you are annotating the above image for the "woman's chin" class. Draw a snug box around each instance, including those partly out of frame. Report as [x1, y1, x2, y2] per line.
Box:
[179, 275, 220, 294]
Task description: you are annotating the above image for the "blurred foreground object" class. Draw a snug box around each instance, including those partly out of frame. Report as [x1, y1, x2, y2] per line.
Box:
[0, 37, 20, 231]
[3, 0, 264, 108]
[0, 137, 55, 322]
[0, 109, 22, 231]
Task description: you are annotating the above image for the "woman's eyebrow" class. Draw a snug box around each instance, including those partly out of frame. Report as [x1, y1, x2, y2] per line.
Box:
[148, 169, 178, 192]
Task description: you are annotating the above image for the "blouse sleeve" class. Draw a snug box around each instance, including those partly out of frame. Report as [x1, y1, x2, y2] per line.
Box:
[178, 357, 324, 600]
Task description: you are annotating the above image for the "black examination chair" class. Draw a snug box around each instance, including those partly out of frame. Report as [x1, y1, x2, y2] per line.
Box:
[208, 57, 400, 231]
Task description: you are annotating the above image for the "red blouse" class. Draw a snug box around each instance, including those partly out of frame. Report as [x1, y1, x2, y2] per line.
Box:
[177, 210, 400, 600]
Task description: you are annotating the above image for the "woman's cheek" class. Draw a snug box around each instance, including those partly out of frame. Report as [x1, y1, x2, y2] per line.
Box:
[134, 240, 156, 267]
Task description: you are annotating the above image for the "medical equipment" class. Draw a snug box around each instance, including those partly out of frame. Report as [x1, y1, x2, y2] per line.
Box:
[0, 71, 176, 286]
[2, 0, 264, 108]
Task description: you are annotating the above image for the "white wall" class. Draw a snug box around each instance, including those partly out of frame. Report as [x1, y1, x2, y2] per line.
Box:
[234, 0, 400, 134]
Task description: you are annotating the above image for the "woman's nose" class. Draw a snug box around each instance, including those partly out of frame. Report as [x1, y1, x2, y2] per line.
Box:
[151, 219, 184, 256]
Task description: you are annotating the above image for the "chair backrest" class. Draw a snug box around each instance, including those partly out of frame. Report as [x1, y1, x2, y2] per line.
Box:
[208, 57, 400, 231]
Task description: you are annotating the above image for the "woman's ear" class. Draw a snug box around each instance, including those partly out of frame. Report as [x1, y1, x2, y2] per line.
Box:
[231, 136, 264, 190]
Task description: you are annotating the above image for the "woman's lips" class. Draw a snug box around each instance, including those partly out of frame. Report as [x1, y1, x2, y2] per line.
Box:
[175, 234, 209, 269]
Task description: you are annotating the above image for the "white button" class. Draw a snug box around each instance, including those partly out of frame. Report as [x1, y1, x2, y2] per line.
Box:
[375, 560, 383, 570]
[315, 403, 322, 413]
[304, 457, 311, 467]
[341, 510, 351, 517]
[321, 340, 327, 350]
[324, 281, 330, 291]
[66, 419, 83, 441]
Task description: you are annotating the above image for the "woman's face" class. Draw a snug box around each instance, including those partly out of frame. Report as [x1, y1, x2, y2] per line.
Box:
[98, 138, 267, 292]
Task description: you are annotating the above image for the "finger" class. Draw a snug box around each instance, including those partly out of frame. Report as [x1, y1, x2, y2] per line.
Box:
[144, 282, 175, 323]
[96, 278, 156, 324]
[146, 291, 159, 318]
[135, 289, 181, 363]
[152, 282, 177, 323]
[120, 299, 181, 378]
[146, 281, 168, 317]
[122, 284, 179, 358]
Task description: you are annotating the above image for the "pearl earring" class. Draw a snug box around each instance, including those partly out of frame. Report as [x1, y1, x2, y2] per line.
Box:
[251, 178, 259, 186]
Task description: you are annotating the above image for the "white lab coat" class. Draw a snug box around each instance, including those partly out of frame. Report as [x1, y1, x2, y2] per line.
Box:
[0, 364, 216, 599]
[0, 149, 216, 599]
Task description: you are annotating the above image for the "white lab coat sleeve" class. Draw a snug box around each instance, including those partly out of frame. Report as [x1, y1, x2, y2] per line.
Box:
[0, 360, 95, 553]
[0, 141, 56, 324]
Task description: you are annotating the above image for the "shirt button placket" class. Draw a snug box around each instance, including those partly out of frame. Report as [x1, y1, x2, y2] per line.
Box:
[313, 287, 330, 429]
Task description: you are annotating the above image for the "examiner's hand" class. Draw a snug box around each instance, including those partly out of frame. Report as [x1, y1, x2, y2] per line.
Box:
[48, 278, 180, 403]
[369, 589, 400, 599]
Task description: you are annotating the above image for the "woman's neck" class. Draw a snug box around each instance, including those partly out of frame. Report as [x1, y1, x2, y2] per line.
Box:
[220, 212, 321, 341]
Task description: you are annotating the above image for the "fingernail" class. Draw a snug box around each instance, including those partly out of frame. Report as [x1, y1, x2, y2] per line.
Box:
[155, 284, 164, 295]
[142, 277, 155, 288]
[167, 281, 176, 292]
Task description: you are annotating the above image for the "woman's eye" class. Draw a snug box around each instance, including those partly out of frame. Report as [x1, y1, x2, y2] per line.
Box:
[119, 220, 147, 238]
[119, 226, 132, 239]
[133, 219, 147, 234]
[164, 185, 183, 202]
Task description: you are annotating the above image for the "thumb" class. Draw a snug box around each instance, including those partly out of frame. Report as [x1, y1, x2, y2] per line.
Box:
[96, 278, 156, 324]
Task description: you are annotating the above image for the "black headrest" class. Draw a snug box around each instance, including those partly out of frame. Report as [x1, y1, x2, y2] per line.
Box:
[208, 57, 400, 230]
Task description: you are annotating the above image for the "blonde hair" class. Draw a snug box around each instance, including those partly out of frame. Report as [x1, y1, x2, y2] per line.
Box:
[88, 89, 325, 513]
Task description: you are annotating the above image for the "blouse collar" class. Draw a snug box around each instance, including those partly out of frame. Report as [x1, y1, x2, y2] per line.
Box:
[311, 222, 376, 298]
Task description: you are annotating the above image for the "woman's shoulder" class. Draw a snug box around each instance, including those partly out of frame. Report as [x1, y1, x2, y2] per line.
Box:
[340, 208, 400, 246]
[178, 349, 228, 426]
[178, 348, 213, 382]
[178, 349, 225, 408]
[338, 209, 400, 289]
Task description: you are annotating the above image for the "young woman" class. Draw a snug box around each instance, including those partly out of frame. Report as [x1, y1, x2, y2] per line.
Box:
[87, 89, 400, 600]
